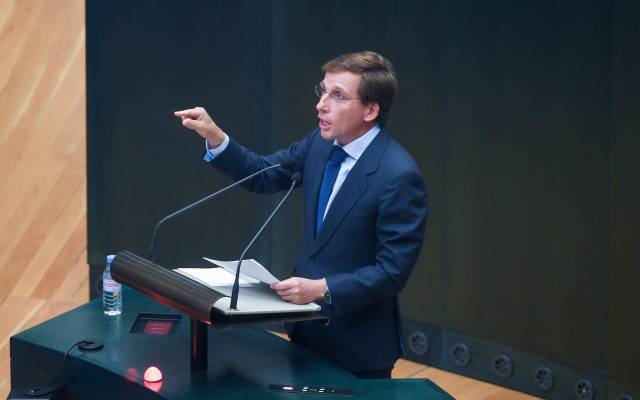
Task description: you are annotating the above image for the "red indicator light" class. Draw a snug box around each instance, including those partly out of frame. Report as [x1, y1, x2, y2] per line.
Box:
[144, 366, 163, 382]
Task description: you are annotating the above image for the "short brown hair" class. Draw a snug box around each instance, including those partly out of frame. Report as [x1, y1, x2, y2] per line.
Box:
[323, 51, 397, 127]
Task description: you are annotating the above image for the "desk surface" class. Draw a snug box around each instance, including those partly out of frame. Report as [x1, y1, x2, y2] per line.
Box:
[10, 289, 452, 400]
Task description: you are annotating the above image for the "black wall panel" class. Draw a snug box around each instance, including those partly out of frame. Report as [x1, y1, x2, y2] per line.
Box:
[87, 1, 274, 268]
[431, 1, 612, 372]
[87, 0, 639, 395]
[607, 0, 640, 390]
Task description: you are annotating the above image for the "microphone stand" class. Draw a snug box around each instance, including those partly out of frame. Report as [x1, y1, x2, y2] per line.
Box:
[142, 157, 299, 369]
[230, 173, 301, 310]
[148, 163, 284, 262]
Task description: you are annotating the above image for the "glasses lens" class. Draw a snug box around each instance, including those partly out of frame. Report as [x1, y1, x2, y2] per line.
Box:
[314, 84, 324, 98]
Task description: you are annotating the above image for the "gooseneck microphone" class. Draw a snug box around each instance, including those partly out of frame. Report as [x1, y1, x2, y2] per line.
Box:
[148, 159, 299, 262]
[230, 170, 302, 310]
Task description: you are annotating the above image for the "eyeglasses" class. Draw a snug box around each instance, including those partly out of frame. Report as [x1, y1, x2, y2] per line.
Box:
[314, 84, 361, 104]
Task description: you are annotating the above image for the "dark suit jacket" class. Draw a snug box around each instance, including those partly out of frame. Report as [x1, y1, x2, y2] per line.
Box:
[209, 128, 428, 372]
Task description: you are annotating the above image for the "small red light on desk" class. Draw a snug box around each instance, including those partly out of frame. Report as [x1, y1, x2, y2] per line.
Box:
[144, 366, 163, 382]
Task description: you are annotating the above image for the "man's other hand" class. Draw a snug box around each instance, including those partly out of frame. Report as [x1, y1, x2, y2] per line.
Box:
[174, 107, 226, 147]
[270, 278, 326, 305]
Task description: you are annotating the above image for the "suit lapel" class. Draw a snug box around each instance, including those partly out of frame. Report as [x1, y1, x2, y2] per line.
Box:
[310, 130, 389, 255]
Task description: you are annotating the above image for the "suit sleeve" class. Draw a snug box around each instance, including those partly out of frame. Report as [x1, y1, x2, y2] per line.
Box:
[325, 170, 428, 314]
[207, 130, 317, 193]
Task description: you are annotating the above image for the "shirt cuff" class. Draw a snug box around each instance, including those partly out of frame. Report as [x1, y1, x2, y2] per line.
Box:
[203, 134, 230, 161]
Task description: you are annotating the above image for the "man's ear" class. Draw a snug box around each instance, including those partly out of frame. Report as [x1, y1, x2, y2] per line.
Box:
[363, 102, 380, 123]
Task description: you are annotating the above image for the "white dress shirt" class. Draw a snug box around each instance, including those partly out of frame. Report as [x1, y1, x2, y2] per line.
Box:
[321, 125, 380, 221]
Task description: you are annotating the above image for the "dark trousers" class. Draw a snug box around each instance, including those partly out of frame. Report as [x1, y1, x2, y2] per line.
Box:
[351, 366, 393, 379]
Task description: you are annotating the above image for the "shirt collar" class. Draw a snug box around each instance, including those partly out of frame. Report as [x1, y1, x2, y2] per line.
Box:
[333, 124, 381, 161]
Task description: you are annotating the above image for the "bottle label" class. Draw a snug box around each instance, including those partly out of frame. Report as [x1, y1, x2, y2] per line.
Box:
[103, 279, 121, 292]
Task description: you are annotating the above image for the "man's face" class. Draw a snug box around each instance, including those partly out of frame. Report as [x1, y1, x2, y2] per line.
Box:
[316, 71, 377, 145]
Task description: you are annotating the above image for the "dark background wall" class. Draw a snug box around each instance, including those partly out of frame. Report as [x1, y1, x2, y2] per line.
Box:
[87, 0, 639, 398]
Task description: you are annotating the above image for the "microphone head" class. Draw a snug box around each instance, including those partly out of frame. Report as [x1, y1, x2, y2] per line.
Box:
[280, 159, 299, 171]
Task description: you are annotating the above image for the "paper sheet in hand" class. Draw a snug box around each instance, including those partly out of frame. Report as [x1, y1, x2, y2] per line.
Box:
[203, 258, 279, 285]
[176, 257, 320, 314]
[176, 258, 320, 315]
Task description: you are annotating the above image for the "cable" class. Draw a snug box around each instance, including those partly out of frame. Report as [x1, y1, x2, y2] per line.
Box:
[62, 340, 86, 388]
[62, 340, 104, 388]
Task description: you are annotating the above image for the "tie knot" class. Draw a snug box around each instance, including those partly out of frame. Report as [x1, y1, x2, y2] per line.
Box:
[328, 146, 348, 166]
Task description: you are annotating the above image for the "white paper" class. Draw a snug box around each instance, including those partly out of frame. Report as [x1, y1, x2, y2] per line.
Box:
[175, 267, 257, 287]
[203, 258, 280, 285]
[175, 259, 320, 316]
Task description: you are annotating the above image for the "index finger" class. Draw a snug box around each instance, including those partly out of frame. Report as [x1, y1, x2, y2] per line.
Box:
[174, 108, 201, 119]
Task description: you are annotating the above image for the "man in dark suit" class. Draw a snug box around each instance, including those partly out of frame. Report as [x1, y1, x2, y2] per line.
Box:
[175, 51, 427, 379]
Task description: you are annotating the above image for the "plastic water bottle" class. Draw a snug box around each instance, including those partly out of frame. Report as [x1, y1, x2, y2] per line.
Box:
[103, 254, 122, 316]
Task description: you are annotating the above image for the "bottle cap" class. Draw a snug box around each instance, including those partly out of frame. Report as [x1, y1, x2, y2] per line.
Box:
[106, 254, 116, 264]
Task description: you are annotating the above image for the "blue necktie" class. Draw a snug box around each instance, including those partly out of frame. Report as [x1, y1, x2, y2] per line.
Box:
[316, 146, 348, 234]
